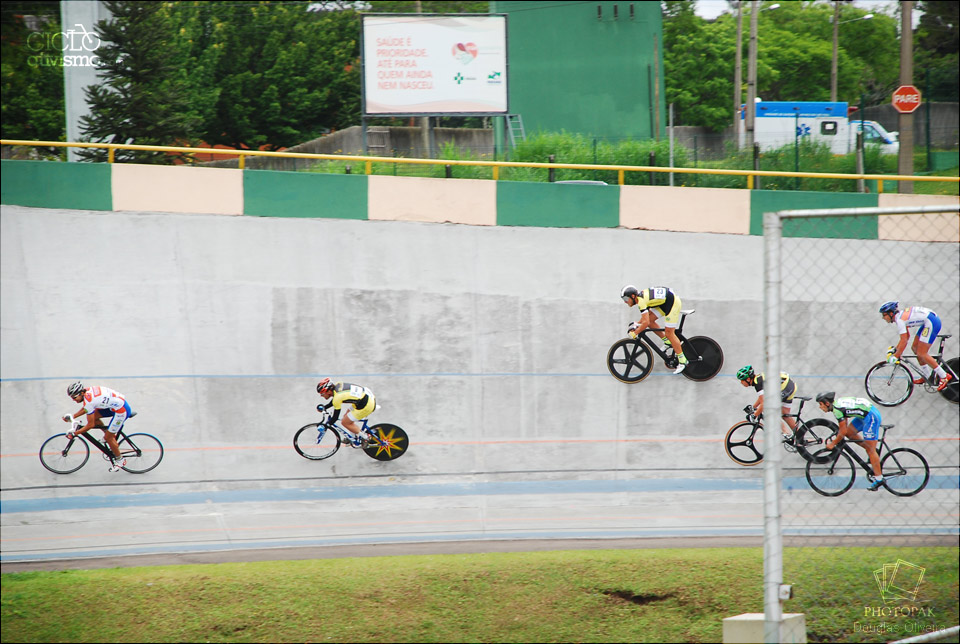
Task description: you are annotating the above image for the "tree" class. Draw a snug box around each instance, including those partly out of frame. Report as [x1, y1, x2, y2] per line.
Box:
[0, 1, 66, 149]
[78, 1, 200, 163]
[915, 0, 958, 101]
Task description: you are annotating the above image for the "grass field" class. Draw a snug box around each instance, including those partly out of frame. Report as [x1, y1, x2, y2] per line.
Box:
[3, 546, 957, 643]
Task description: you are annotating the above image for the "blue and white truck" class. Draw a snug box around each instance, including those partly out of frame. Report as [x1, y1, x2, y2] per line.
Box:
[739, 101, 899, 155]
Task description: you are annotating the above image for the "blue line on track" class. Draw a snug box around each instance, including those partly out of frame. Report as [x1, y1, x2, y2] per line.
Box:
[1, 373, 868, 382]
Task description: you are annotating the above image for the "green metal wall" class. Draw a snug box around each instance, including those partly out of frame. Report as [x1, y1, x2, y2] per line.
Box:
[497, 181, 620, 227]
[750, 190, 879, 239]
[0, 160, 112, 211]
[243, 171, 367, 219]
[491, 0, 665, 141]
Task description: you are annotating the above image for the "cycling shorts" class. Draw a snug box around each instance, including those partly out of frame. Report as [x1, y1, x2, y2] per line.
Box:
[850, 408, 881, 441]
[916, 312, 942, 346]
[648, 295, 683, 329]
[96, 401, 132, 434]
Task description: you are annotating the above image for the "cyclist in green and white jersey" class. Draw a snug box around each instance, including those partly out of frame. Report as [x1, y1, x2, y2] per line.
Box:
[816, 391, 885, 491]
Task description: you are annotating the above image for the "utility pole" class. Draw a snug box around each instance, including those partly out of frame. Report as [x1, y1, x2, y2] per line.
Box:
[746, 0, 759, 151]
[898, 1, 914, 193]
[830, 2, 840, 102]
[415, 0, 431, 159]
[733, 1, 743, 133]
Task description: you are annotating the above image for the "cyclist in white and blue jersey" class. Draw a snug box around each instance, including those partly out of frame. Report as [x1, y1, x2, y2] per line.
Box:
[816, 392, 885, 491]
[879, 301, 952, 391]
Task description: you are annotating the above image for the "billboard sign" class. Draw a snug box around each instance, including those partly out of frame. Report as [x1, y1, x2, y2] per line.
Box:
[362, 14, 508, 115]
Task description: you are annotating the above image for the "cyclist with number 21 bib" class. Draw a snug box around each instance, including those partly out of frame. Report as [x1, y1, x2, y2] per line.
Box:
[879, 301, 952, 392]
[621, 285, 688, 374]
[62, 381, 135, 472]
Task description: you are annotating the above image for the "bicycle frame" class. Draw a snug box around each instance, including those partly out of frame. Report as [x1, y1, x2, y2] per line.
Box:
[822, 426, 891, 474]
[896, 338, 956, 384]
[72, 425, 128, 460]
[636, 311, 695, 366]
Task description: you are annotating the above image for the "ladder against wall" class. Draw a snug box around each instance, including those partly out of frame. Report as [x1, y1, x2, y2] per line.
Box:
[506, 114, 526, 148]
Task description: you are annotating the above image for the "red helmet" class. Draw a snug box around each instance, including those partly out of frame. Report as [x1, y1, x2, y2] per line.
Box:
[316, 378, 335, 397]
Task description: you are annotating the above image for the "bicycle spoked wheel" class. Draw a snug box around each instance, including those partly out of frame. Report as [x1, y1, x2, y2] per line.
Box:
[680, 336, 723, 382]
[118, 433, 164, 473]
[880, 448, 930, 496]
[39, 433, 90, 474]
[724, 421, 764, 466]
[805, 449, 856, 496]
[864, 362, 913, 407]
[294, 423, 341, 460]
[364, 424, 409, 461]
[606, 338, 653, 383]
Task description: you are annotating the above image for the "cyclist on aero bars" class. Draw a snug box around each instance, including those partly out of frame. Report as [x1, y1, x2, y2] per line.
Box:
[621, 285, 688, 374]
[317, 378, 376, 447]
[816, 391, 885, 491]
[879, 301, 952, 391]
[736, 365, 797, 442]
[62, 381, 135, 472]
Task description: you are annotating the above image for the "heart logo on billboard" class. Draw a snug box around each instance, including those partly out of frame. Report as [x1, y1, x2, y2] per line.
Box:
[452, 42, 478, 64]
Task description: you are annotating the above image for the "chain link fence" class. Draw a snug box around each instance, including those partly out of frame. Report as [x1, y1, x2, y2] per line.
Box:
[761, 206, 959, 642]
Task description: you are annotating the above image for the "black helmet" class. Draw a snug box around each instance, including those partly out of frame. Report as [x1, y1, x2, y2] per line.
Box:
[67, 381, 84, 397]
[621, 285, 639, 303]
[815, 391, 835, 404]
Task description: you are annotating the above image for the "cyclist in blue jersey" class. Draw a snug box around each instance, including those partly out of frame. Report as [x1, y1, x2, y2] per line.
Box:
[816, 391, 884, 491]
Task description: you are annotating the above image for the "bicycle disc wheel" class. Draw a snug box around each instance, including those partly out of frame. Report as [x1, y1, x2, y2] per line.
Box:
[793, 419, 836, 463]
[864, 361, 913, 407]
[937, 357, 959, 404]
[880, 448, 930, 496]
[680, 336, 724, 382]
[606, 338, 653, 383]
[118, 433, 164, 473]
[805, 449, 856, 497]
[294, 423, 341, 460]
[724, 421, 764, 466]
[364, 424, 409, 461]
[39, 433, 90, 474]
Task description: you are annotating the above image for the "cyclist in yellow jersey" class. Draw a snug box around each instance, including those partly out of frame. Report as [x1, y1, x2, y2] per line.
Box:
[736, 366, 797, 441]
[316, 378, 377, 446]
[621, 285, 687, 373]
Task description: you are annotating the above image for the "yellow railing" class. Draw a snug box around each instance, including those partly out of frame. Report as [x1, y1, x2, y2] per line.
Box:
[2, 139, 958, 194]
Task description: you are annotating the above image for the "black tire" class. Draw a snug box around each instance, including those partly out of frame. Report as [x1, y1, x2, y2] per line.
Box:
[606, 338, 653, 383]
[118, 433, 164, 473]
[364, 424, 409, 461]
[864, 361, 913, 407]
[937, 357, 959, 404]
[294, 423, 341, 460]
[793, 419, 836, 463]
[724, 421, 764, 466]
[880, 448, 930, 497]
[680, 336, 724, 382]
[39, 433, 90, 474]
[805, 448, 856, 497]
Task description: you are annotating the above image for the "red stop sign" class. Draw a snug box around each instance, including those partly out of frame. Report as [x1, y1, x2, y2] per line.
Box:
[892, 85, 922, 113]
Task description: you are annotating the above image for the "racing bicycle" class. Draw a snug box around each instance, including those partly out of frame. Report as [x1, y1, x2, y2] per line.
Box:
[804, 424, 929, 497]
[606, 309, 723, 383]
[724, 395, 837, 466]
[864, 334, 958, 406]
[39, 419, 164, 474]
[294, 417, 409, 462]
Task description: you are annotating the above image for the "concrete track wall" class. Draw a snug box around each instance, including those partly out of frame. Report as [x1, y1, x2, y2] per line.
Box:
[1, 205, 957, 493]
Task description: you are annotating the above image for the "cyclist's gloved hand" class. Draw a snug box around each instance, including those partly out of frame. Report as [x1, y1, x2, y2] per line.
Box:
[886, 354, 899, 365]
[627, 321, 639, 339]
[62, 414, 72, 423]
[65, 431, 75, 440]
